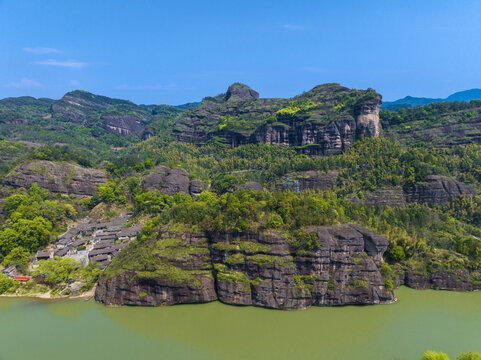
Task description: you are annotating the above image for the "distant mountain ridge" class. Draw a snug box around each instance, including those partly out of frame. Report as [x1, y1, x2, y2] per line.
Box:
[382, 89, 481, 110]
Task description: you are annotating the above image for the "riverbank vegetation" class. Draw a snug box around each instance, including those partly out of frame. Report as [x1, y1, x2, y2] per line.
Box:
[421, 351, 481, 360]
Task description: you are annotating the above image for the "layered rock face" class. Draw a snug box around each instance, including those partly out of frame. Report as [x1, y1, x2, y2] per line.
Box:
[253, 97, 382, 156]
[2, 160, 107, 196]
[142, 166, 205, 196]
[95, 224, 394, 309]
[409, 175, 476, 205]
[269, 171, 339, 193]
[396, 268, 481, 291]
[96, 232, 216, 306]
[174, 83, 382, 155]
[360, 187, 407, 209]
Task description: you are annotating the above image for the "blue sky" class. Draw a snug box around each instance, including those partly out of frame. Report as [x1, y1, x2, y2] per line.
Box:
[1, 0, 481, 105]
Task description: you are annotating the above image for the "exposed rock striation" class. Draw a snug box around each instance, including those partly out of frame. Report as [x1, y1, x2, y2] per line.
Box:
[95, 224, 394, 309]
[240, 182, 264, 192]
[269, 171, 339, 193]
[2, 160, 107, 196]
[408, 175, 476, 205]
[360, 187, 407, 209]
[174, 83, 382, 155]
[394, 267, 481, 292]
[96, 231, 216, 306]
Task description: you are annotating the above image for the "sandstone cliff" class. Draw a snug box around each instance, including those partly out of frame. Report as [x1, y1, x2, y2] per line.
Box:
[174, 83, 382, 155]
[2, 160, 107, 196]
[269, 171, 339, 193]
[95, 224, 394, 308]
[408, 175, 476, 205]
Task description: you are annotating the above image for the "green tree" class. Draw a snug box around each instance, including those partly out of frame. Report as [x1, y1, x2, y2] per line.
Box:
[421, 351, 450, 360]
[3, 246, 30, 271]
[32, 257, 81, 285]
[11, 217, 52, 252]
[389, 245, 406, 261]
[98, 181, 116, 203]
[0, 274, 19, 294]
[457, 353, 481, 360]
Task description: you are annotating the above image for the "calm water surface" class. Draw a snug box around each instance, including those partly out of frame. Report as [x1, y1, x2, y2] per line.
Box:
[1, 287, 481, 360]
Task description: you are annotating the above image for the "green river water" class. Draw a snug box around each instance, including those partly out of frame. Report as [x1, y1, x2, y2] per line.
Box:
[1, 287, 481, 360]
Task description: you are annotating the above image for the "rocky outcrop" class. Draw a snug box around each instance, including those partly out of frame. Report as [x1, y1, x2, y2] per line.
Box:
[96, 231, 216, 306]
[394, 268, 481, 291]
[174, 84, 382, 154]
[101, 115, 145, 136]
[409, 175, 476, 205]
[95, 224, 394, 309]
[189, 181, 205, 196]
[2, 160, 107, 196]
[355, 98, 381, 138]
[270, 171, 339, 193]
[142, 166, 205, 196]
[357, 187, 407, 208]
[225, 83, 259, 102]
[240, 182, 263, 191]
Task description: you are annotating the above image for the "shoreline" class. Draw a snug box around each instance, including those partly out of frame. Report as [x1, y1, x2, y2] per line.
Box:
[0, 286, 96, 302]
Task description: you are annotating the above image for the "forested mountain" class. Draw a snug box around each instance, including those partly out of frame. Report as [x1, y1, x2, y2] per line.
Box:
[0, 90, 191, 153]
[382, 89, 481, 110]
[3, 83, 481, 309]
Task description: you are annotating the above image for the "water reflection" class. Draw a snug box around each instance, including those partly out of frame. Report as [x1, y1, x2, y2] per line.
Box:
[1, 287, 481, 360]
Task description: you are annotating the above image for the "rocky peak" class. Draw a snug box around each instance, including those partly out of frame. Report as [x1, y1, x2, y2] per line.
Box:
[225, 83, 259, 102]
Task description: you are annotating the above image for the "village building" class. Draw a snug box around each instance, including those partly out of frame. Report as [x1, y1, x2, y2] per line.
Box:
[2, 265, 17, 279]
[94, 240, 115, 250]
[90, 254, 110, 265]
[35, 251, 52, 262]
[118, 227, 141, 241]
[54, 247, 70, 258]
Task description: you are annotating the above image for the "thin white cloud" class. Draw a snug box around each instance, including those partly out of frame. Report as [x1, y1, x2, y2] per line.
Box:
[5, 78, 42, 88]
[34, 59, 88, 68]
[115, 83, 177, 90]
[23, 47, 62, 54]
[283, 24, 305, 30]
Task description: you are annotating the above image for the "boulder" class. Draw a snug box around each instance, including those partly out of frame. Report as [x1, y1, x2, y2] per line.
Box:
[142, 166, 205, 196]
[189, 180, 205, 196]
